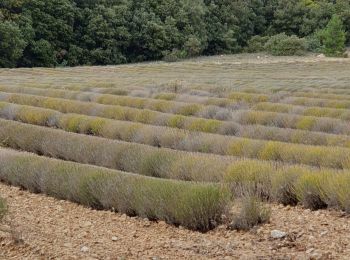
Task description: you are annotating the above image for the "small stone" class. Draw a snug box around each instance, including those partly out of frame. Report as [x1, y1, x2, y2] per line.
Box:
[81, 246, 89, 253]
[320, 231, 328, 236]
[112, 236, 118, 241]
[82, 221, 92, 228]
[143, 220, 151, 227]
[306, 248, 315, 254]
[311, 252, 322, 259]
[64, 242, 72, 247]
[317, 54, 325, 58]
[256, 227, 264, 234]
[271, 230, 287, 239]
[308, 235, 315, 240]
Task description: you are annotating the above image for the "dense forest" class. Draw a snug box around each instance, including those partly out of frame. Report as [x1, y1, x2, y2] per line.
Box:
[0, 0, 349, 67]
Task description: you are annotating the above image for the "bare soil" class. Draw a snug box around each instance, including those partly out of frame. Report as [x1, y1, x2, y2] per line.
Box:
[1, 182, 350, 259]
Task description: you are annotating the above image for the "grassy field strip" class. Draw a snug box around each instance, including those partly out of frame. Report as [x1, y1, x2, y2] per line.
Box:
[282, 96, 350, 109]
[290, 91, 350, 101]
[151, 92, 241, 109]
[253, 102, 350, 121]
[99, 89, 272, 105]
[0, 92, 240, 135]
[304, 88, 350, 95]
[154, 93, 350, 121]
[152, 89, 350, 111]
[226, 160, 350, 212]
[2, 58, 349, 91]
[150, 90, 286, 107]
[151, 90, 279, 108]
[3, 83, 151, 95]
[5, 84, 267, 110]
[227, 92, 270, 102]
[0, 85, 238, 120]
[0, 99, 350, 150]
[0, 147, 228, 231]
[236, 125, 350, 147]
[315, 85, 350, 90]
[2, 132, 350, 216]
[1, 102, 350, 168]
[6, 83, 350, 106]
[0, 118, 236, 182]
[1, 92, 349, 146]
[1, 86, 349, 135]
[1, 84, 278, 112]
[235, 110, 349, 135]
[1, 118, 350, 181]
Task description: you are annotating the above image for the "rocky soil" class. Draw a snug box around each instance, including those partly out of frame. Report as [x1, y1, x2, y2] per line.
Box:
[1, 182, 350, 259]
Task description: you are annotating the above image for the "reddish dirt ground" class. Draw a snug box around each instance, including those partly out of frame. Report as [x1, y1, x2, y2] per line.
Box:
[1, 182, 350, 259]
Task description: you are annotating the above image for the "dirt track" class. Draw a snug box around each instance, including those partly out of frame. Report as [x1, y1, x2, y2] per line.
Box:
[1, 182, 350, 259]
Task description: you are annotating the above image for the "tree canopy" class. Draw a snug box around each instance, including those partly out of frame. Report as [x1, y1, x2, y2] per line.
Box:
[322, 14, 346, 56]
[0, 0, 349, 67]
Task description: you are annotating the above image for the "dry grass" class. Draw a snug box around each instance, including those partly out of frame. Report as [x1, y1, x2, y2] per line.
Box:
[0, 85, 232, 120]
[0, 92, 239, 135]
[0, 118, 231, 182]
[0, 148, 229, 231]
[236, 110, 349, 135]
[1, 54, 350, 229]
[224, 160, 350, 212]
[229, 196, 271, 231]
[254, 102, 350, 120]
[283, 97, 350, 109]
[1, 103, 350, 169]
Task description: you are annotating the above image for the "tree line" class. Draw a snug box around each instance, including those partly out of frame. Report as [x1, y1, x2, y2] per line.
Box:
[0, 0, 349, 68]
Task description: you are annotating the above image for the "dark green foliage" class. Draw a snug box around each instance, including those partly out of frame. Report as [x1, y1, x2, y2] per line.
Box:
[268, 0, 336, 38]
[246, 35, 270, 53]
[305, 32, 322, 52]
[162, 49, 187, 62]
[0, 0, 349, 68]
[184, 36, 203, 57]
[322, 15, 346, 57]
[265, 33, 307, 56]
[0, 21, 26, 67]
[25, 39, 56, 67]
[204, 0, 240, 54]
[334, 0, 350, 44]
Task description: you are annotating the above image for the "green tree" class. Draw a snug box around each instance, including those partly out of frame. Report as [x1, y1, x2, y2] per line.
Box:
[335, 0, 350, 43]
[20, 0, 75, 66]
[24, 39, 56, 67]
[184, 36, 202, 57]
[76, 4, 131, 65]
[127, 0, 207, 61]
[0, 0, 350, 67]
[265, 33, 307, 56]
[204, 0, 240, 54]
[270, 0, 310, 36]
[0, 21, 26, 67]
[322, 14, 346, 57]
[268, 0, 332, 37]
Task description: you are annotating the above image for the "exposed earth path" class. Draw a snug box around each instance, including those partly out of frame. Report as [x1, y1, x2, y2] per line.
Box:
[1, 182, 350, 259]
